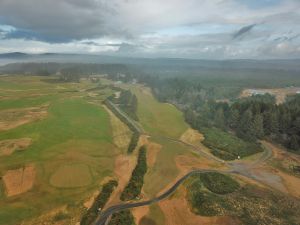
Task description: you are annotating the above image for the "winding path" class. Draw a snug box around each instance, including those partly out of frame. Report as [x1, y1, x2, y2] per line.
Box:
[94, 169, 231, 225]
[95, 101, 274, 225]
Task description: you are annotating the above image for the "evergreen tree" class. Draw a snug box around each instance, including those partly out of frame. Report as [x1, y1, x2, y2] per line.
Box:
[214, 108, 225, 129]
[253, 114, 264, 138]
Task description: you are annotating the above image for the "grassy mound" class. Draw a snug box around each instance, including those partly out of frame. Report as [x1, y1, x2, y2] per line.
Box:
[200, 172, 240, 194]
[202, 127, 263, 160]
[186, 174, 300, 224]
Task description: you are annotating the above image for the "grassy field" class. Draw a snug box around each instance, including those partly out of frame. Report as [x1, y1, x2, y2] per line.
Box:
[201, 127, 263, 160]
[130, 86, 188, 139]
[0, 76, 119, 225]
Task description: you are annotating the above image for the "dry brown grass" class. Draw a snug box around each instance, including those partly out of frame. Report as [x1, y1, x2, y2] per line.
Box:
[103, 105, 132, 150]
[180, 128, 204, 145]
[0, 105, 48, 131]
[3, 164, 36, 197]
[132, 205, 150, 225]
[104, 154, 136, 208]
[0, 138, 31, 156]
[159, 187, 239, 225]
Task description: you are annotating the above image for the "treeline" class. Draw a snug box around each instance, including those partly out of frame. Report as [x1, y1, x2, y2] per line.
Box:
[186, 94, 300, 151]
[80, 180, 118, 225]
[120, 145, 147, 201]
[108, 210, 135, 225]
[110, 90, 138, 121]
[104, 99, 140, 153]
[0, 62, 130, 80]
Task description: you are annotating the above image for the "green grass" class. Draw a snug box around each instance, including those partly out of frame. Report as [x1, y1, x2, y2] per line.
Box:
[131, 86, 188, 138]
[143, 137, 190, 197]
[201, 127, 263, 160]
[0, 76, 119, 225]
[49, 163, 92, 188]
[199, 172, 240, 194]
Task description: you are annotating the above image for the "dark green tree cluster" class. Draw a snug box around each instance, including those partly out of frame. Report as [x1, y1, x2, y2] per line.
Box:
[185, 94, 300, 152]
[127, 132, 140, 154]
[80, 180, 118, 225]
[199, 172, 240, 194]
[120, 145, 147, 201]
[108, 210, 135, 225]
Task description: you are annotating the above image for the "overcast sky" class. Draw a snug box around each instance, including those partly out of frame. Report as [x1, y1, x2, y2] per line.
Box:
[0, 0, 299, 59]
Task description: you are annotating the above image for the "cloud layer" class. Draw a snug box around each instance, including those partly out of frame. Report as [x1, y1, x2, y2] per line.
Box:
[0, 0, 299, 59]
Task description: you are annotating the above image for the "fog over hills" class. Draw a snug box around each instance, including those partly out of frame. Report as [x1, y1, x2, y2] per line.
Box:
[1, 52, 300, 72]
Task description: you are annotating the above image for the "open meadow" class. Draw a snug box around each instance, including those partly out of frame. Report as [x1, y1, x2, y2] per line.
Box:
[0, 75, 122, 225]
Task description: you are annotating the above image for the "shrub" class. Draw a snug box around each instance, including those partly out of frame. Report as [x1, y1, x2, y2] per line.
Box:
[200, 172, 240, 194]
[120, 146, 147, 201]
[108, 210, 135, 225]
[80, 180, 118, 225]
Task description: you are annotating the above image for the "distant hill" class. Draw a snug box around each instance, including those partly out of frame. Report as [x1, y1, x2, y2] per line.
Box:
[0, 52, 300, 72]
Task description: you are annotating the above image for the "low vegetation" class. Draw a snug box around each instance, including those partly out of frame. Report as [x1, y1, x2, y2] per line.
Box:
[104, 99, 140, 153]
[80, 180, 118, 225]
[201, 127, 263, 160]
[127, 132, 140, 153]
[199, 172, 240, 194]
[108, 210, 135, 225]
[120, 145, 147, 201]
[186, 174, 300, 224]
[110, 90, 139, 121]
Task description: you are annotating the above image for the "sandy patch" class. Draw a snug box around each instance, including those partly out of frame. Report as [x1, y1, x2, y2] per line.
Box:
[103, 105, 132, 149]
[240, 87, 300, 104]
[132, 206, 150, 225]
[276, 170, 300, 198]
[180, 128, 204, 145]
[264, 141, 300, 171]
[159, 190, 239, 225]
[3, 164, 36, 197]
[84, 190, 100, 209]
[138, 135, 162, 168]
[147, 142, 162, 168]
[105, 154, 136, 208]
[0, 138, 31, 156]
[0, 105, 48, 131]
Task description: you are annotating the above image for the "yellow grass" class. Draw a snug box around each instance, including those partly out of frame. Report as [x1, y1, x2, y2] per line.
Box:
[0, 138, 31, 156]
[49, 163, 92, 188]
[103, 105, 132, 150]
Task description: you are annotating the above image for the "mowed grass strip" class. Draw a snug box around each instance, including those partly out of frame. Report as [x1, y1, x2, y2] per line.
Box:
[130, 86, 188, 138]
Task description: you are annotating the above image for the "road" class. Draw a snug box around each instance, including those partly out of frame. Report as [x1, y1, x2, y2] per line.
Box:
[93, 169, 230, 225]
[95, 102, 274, 225]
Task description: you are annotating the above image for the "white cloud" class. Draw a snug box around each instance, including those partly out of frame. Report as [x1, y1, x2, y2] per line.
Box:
[0, 0, 299, 58]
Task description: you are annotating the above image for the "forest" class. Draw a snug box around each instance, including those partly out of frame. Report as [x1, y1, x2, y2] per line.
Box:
[135, 75, 300, 152]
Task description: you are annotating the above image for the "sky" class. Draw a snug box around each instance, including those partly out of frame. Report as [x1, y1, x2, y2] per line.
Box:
[0, 0, 299, 59]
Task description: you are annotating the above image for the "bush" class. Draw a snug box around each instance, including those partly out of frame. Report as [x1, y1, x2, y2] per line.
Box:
[120, 146, 147, 201]
[202, 127, 263, 160]
[80, 180, 118, 225]
[127, 132, 139, 153]
[200, 172, 240, 194]
[108, 210, 135, 225]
